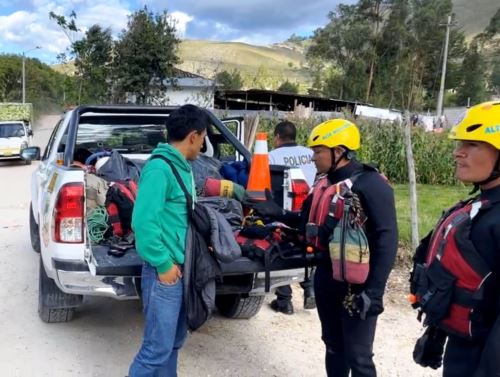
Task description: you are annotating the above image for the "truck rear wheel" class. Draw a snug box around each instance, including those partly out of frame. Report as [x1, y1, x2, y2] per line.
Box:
[215, 294, 264, 319]
[38, 257, 83, 323]
[29, 203, 40, 253]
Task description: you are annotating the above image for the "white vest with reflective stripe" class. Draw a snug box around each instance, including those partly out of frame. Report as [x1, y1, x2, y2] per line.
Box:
[269, 145, 316, 187]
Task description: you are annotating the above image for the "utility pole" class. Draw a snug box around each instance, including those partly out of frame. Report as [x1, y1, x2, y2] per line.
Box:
[436, 15, 452, 118]
[22, 46, 41, 103]
[22, 52, 26, 103]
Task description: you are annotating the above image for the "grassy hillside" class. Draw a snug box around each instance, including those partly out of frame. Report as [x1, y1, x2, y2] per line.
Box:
[177, 39, 312, 89]
[453, 0, 499, 37]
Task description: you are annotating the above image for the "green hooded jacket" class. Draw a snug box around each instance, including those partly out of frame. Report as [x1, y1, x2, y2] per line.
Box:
[132, 143, 195, 274]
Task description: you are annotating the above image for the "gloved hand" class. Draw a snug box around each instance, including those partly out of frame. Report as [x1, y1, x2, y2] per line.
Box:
[353, 291, 372, 320]
[413, 326, 447, 370]
[243, 189, 285, 219]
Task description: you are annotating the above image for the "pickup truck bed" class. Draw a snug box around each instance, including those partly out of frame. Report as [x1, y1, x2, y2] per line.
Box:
[51, 245, 313, 277]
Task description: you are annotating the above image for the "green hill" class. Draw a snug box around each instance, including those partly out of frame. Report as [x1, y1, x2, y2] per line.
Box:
[177, 39, 312, 89]
[453, 0, 499, 37]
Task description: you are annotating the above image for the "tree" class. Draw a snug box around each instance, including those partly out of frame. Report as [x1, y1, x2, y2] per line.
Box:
[357, 0, 389, 102]
[49, 11, 114, 104]
[373, 0, 413, 108]
[72, 25, 113, 103]
[307, 3, 373, 100]
[409, 0, 466, 109]
[0, 54, 76, 111]
[307, 0, 468, 110]
[277, 80, 299, 94]
[484, 7, 500, 38]
[457, 41, 488, 106]
[214, 69, 243, 90]
[113, 7, 181, 104]
[249, 65, 283, 90]
[286, 33, 307, 44]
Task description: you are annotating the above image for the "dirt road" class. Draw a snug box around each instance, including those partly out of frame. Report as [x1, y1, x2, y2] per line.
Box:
[0, 115, 440, 376]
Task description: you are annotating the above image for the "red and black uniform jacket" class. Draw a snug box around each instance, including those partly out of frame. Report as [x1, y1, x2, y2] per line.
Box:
[468, 186, 500, 376]
[280, 160, 398, 315]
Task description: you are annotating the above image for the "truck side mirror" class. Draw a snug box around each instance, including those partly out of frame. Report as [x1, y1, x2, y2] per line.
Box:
[28, 129, 34, 136]
[21, 146, 41, 161]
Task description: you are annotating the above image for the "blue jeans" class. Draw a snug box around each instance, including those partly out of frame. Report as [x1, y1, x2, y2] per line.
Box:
[129, 263, 187, 377]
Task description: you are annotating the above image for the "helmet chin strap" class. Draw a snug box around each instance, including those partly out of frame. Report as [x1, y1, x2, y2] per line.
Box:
[328, 147, 349, 175]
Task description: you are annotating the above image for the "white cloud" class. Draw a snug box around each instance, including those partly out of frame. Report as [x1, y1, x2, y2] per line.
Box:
[0, 10, 69, 54]
[77, 1, 130, 35]
[0, 0, 131, 56]
[168, 11, 193, 38]
[0, 11, 38, 43]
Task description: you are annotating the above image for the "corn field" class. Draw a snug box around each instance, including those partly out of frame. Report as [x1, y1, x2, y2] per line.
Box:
[258, 116, 457, 185]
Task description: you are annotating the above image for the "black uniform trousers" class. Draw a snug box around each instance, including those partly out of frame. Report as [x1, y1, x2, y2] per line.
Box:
[314, 263, 378, 377]
[443, 335, 485, 377]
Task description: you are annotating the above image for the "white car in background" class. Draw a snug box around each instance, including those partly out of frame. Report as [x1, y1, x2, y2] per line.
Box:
[0, 120, 33, 164]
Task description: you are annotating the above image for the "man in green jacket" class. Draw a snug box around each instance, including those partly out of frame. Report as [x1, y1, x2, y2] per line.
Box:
[129, 104, 208, 377]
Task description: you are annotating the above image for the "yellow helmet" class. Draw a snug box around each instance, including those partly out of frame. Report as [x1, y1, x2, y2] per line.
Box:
[449, 101, 500, 149]
[307, 119, 360, 150]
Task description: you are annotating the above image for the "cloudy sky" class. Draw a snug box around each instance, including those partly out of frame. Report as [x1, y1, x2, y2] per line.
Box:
[0, 0, 350, 64]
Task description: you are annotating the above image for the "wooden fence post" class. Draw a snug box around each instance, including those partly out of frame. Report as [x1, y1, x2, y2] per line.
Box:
[404, 112, 420, 251]
[244, 114, 260, 151]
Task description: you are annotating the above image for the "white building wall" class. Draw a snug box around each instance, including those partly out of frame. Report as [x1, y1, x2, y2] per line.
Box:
[162, 87, 214, 108]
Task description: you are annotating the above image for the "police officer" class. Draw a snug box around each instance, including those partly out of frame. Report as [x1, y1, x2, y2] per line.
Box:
[411, 101, 500, 377]
[268, 121, 317, 314]
[249, 119, 398, 376]
[269, 120, 316, 187]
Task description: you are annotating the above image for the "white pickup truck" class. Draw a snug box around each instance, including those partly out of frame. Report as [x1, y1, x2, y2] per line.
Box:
[23, 106, 312, 323]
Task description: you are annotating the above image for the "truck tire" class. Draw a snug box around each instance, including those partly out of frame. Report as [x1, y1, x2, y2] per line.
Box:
[215, 294, 265, 319]
[29, 203, 41, 253]
[38, 257, 83, 323]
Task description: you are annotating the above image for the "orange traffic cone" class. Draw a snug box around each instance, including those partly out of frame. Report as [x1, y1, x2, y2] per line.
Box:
[246, 132, 271, 200]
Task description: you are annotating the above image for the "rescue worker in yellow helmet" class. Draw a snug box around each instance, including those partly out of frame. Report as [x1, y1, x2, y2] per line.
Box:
[248, 119, 398, 377]
[410, 101, 500, 377]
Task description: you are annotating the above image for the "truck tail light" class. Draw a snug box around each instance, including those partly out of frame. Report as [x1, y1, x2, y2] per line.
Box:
[53, 183, 84, 243]
[291, 179, 309, 212]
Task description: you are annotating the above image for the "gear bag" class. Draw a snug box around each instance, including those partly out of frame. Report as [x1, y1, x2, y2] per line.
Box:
[235, 225, 290, 292]
[410, 198, 495, 340]
[306, 168, 372, 285]
[105, 179, 138, 237]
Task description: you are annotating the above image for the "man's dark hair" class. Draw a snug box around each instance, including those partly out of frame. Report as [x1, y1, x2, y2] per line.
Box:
[166, 104, 210, 143]
[73, 147, 92, 164]
[274, 121, 296, 142]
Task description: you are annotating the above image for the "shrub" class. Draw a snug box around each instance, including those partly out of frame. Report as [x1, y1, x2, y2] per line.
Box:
[258, 116, 457, 185]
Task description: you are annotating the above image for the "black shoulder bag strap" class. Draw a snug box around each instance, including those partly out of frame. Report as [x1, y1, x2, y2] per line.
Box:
[150, 155, 193, 219]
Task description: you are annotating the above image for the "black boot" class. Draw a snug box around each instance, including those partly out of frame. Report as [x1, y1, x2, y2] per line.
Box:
[270, 299, 294, 314]
[300, 279, 316, 309]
